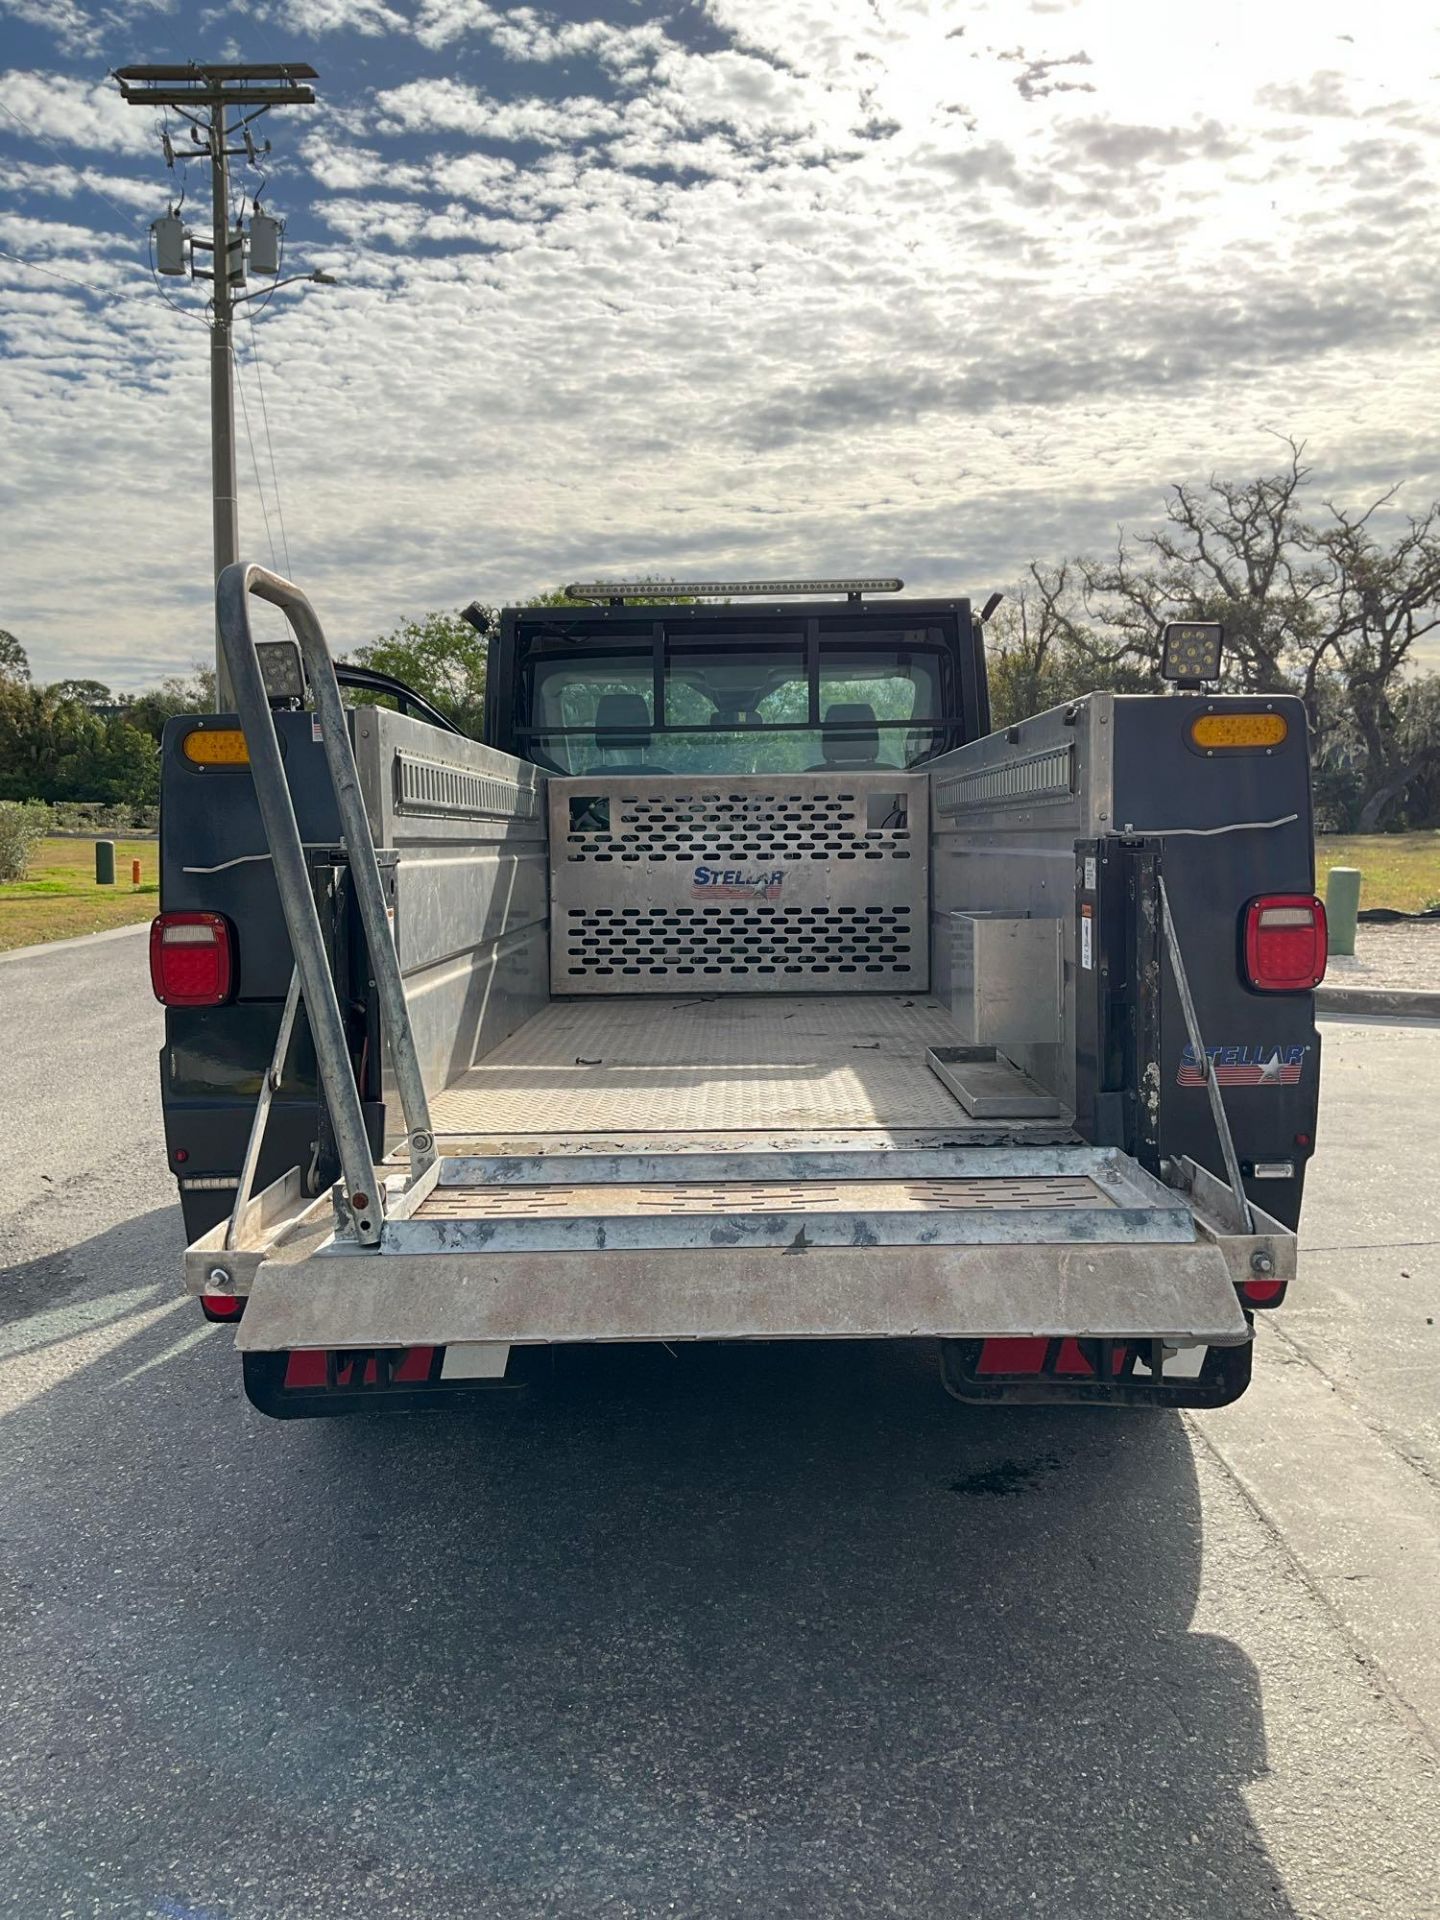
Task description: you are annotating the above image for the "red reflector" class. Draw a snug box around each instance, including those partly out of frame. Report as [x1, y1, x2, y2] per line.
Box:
[284, 1350, 328, 1388]
[1244, 894, 1326, 992]
[149, 912, 234, 1006]
[977, 1337, 1049, 1376]
[281, 1347, 437, 1390]
[1053, 1339, 1127, 1377]
[1239, 1278, 1287, 1307]
[201, 1292, 244, 1321]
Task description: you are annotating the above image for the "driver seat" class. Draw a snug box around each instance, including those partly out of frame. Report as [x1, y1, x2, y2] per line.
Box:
[593, 692, 670, 775]
[807, 701, 880, 770]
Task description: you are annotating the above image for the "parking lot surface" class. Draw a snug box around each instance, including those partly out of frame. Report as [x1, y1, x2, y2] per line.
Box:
[2, 932, 1437, 1919]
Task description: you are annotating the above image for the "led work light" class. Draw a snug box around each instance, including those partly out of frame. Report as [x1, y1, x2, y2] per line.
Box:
[256, 637, 306, 705]
[1160, 620, 1224, 686]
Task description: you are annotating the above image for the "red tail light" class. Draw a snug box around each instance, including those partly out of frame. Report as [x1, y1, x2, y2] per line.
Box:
[201, 1292, 245, 1322]
[1244, 894, 1326, 992]
[149, 912, 235, 1006]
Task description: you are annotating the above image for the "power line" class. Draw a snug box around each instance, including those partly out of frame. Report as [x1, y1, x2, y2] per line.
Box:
[0, 244, 105, 294]
[229, 339, 279, 571]
[243, 302, 292, 577]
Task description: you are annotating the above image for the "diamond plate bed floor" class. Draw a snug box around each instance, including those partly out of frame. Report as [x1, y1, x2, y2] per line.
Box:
[427, 994, 983, 1137]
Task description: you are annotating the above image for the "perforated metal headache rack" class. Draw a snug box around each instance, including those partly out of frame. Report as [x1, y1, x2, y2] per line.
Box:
[549, 773, 928, 993]
[191, 562, 1294, 1362]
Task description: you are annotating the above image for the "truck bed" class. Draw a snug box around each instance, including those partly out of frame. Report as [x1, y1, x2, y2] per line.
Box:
[205, 986, 1278, 1368]
[426, 993, 1072, 1147]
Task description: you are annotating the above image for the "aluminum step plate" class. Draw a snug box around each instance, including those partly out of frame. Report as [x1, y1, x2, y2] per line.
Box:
[236, 1239, 1249, 1352]
[382, 1151, 1192, 1254]
[418, 1175, 1115, 1218]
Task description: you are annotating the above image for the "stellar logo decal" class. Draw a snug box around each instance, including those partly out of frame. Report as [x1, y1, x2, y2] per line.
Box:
[692, 865, 785, 900]
[1177, 1042, 1309, 1087]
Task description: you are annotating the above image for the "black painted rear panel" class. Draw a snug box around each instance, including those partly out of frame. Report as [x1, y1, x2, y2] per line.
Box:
[1111, 695, 1320, 1229]
[157, 712, 382, 1239]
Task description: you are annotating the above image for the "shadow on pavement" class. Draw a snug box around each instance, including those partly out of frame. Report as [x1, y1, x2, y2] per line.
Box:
[0, 1245, 1297, 1920]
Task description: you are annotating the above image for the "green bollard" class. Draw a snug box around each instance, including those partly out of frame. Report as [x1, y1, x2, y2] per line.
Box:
[94, 839, 115, 887]
[1325, 865, 1361, 957]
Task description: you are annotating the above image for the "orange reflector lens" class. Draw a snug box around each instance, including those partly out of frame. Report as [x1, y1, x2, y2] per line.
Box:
[182, 727, 250, 764]
[1189, 711, 1288, 750]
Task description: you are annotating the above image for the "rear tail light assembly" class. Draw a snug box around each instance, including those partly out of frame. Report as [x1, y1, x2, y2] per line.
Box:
[149, 911, 235, 1006]
[200, 1292, 245, 1322]
[1237, 1278, 1288, 1309]
[1243, 894, 1327, 992]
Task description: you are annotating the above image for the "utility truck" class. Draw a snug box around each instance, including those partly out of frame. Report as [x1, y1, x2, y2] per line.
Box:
[151, 568, 1324, 1417]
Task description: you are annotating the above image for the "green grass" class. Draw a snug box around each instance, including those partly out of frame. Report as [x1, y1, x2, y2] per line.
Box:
[2, 829, 1434, 954]
[1314, 832, 1440, 915]
[0, 837, 158, 951]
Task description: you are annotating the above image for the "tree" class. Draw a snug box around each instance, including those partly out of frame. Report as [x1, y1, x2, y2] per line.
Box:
[49, 678, 114, 710]
[77, 716, 160, 807]
[0, 630, 29, 684]
[0, 800, 49, 882]
[1074, 439, 1332, 695]
[1388, 675, 1440, 834]
[0, 681, 90, 801]
[1063, 443, 1440, 828]
[344, 589, 692, 736]
[984, 563, 1158, 729]
[0, 681, 158, 807]
[126, 668, 218, 742]
[1305, 499, 1440, 830]
[346, 609, 492, 734]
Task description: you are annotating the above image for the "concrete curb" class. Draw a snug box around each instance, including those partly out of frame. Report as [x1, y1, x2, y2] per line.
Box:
[0, 920, 149, 965]
[1315, 983, 1440, 1022]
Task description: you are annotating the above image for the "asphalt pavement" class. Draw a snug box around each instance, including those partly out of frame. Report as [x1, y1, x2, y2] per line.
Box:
[1, 927, 1438, 1920]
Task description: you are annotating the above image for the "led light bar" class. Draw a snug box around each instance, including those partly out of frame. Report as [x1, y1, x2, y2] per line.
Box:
[562, 576, 905, 602]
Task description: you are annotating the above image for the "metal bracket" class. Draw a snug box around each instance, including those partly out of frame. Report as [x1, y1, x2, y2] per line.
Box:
[1156, 872, 1253, 1232]
[225, 963, 301, 1250]
[1167, 1156, 1295, 1284]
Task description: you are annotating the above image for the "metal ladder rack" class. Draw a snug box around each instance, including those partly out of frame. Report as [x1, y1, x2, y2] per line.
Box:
[216, 561, 438, 1247]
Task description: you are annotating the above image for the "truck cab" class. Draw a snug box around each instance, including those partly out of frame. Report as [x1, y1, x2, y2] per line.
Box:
[484, 583, 988, 774]
[153, 570, 1323, 1417]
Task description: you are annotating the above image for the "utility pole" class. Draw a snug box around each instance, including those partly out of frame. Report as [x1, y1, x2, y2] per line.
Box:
[116, 63, 319, 707]
[209, 89, 238, 646]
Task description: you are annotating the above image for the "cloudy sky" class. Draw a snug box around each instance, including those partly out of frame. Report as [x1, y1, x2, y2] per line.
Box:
[1, 0, 1437, 688]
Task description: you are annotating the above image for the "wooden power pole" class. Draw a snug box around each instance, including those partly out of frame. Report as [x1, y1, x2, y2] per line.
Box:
[116, 63, 318, 707]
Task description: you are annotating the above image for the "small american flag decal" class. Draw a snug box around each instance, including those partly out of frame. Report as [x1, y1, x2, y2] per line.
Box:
[1177, 1042, 1309, 1087]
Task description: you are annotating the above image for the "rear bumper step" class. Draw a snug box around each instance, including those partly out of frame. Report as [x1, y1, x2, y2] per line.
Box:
[189, 1149, 1284, 1357]
[230, 1239, 1251, 1352]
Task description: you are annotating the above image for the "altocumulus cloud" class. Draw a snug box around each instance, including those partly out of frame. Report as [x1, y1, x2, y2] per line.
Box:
[0, 0, 1438, 683]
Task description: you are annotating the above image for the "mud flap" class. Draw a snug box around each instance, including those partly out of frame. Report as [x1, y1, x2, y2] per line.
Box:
[939, 1330, 1253, 1409]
